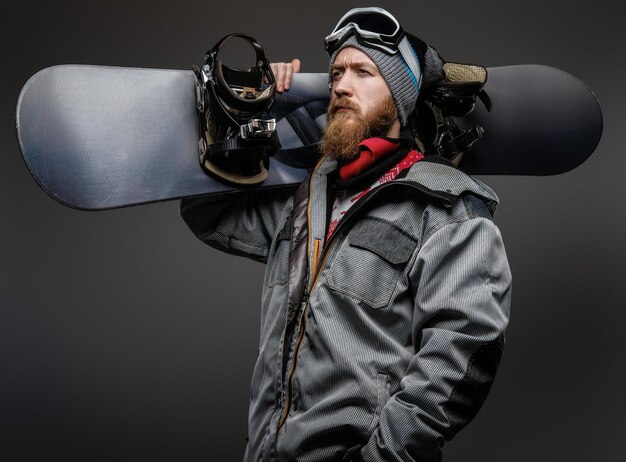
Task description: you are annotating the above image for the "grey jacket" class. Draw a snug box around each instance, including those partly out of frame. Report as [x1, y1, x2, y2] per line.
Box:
[181, 156, 512, 462]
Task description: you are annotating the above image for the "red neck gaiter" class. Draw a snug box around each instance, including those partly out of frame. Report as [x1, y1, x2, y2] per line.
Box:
[339, 138, 403, 181]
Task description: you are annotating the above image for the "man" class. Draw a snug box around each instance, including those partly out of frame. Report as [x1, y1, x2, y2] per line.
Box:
[181, 7, 511, 461]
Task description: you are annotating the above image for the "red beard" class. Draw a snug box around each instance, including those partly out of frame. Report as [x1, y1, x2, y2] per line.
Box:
[320, 95, 397, 160]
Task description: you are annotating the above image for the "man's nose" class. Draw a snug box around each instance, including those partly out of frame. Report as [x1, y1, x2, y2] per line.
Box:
[333, 73, 353, 97]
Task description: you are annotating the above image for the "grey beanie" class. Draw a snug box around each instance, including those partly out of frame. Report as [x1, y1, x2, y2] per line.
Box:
[328, 34, 420, 126]
[328, 34, 443, 126]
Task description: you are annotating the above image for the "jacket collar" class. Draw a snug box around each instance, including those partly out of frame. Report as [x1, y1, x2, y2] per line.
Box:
[315, 152, 499, 213]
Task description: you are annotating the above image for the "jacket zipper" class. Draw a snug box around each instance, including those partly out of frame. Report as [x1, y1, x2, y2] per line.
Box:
[277, 298, 308, 429]
[276, 179, 447, 432]
[276, 162, 322, 432]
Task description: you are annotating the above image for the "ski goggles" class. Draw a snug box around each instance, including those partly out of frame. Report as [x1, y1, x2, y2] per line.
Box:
[324, 7, 421, 83]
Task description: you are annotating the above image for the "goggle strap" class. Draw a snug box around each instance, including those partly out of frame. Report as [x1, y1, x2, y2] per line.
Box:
[398, 36, 422, 90]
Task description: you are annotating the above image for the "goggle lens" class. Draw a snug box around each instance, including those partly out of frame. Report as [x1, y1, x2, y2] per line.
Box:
[335, 12, 399, 37]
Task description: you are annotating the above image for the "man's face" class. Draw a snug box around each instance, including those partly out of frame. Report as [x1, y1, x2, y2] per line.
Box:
[321, 47, 401, 160]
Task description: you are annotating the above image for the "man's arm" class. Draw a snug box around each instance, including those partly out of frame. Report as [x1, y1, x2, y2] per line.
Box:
[180, 187, 295, 262]
[358, 216, 512, 461]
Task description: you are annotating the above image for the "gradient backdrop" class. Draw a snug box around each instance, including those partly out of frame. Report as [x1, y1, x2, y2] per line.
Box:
[1, 1, 623, 460]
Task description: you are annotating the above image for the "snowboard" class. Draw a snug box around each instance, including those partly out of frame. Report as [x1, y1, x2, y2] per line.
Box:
[16, 64, 602, 210]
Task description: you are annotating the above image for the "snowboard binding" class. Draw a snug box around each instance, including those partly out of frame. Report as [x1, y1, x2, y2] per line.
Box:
[193, 33, 280, 185]
[390, 33, 487, 164]
[410, 60, 489, 166]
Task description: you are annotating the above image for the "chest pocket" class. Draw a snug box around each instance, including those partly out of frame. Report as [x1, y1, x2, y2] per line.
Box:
[328, 217, 418, 309]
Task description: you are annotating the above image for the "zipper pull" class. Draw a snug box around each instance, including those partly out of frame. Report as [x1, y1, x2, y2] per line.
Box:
[286, 303, 298, 324]
[298, 292, 309, 322]
[287, 293, 308, 325]
[301, 291, 312, 321]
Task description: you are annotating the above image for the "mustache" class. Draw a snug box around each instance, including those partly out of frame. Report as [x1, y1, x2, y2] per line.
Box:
[329, 98, 361, 116]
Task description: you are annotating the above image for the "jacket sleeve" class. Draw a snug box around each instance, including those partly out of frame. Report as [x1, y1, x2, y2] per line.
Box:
[179, 186, 296, 263]
[358, 216, 512, 462]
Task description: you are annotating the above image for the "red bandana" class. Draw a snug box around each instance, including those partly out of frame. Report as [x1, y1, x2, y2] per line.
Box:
[339, 138, 403, 181]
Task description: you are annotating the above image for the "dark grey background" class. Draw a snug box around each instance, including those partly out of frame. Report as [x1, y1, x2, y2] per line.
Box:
[1, 1, 623, 460]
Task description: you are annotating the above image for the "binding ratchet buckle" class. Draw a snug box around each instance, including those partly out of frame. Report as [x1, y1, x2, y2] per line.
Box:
[241, 118, 276, 140]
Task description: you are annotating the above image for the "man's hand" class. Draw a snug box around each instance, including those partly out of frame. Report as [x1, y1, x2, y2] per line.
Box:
[270, 59, 301, 93]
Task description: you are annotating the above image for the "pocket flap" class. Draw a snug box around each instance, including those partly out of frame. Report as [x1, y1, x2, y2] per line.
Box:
[348, 218, 417, 265]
